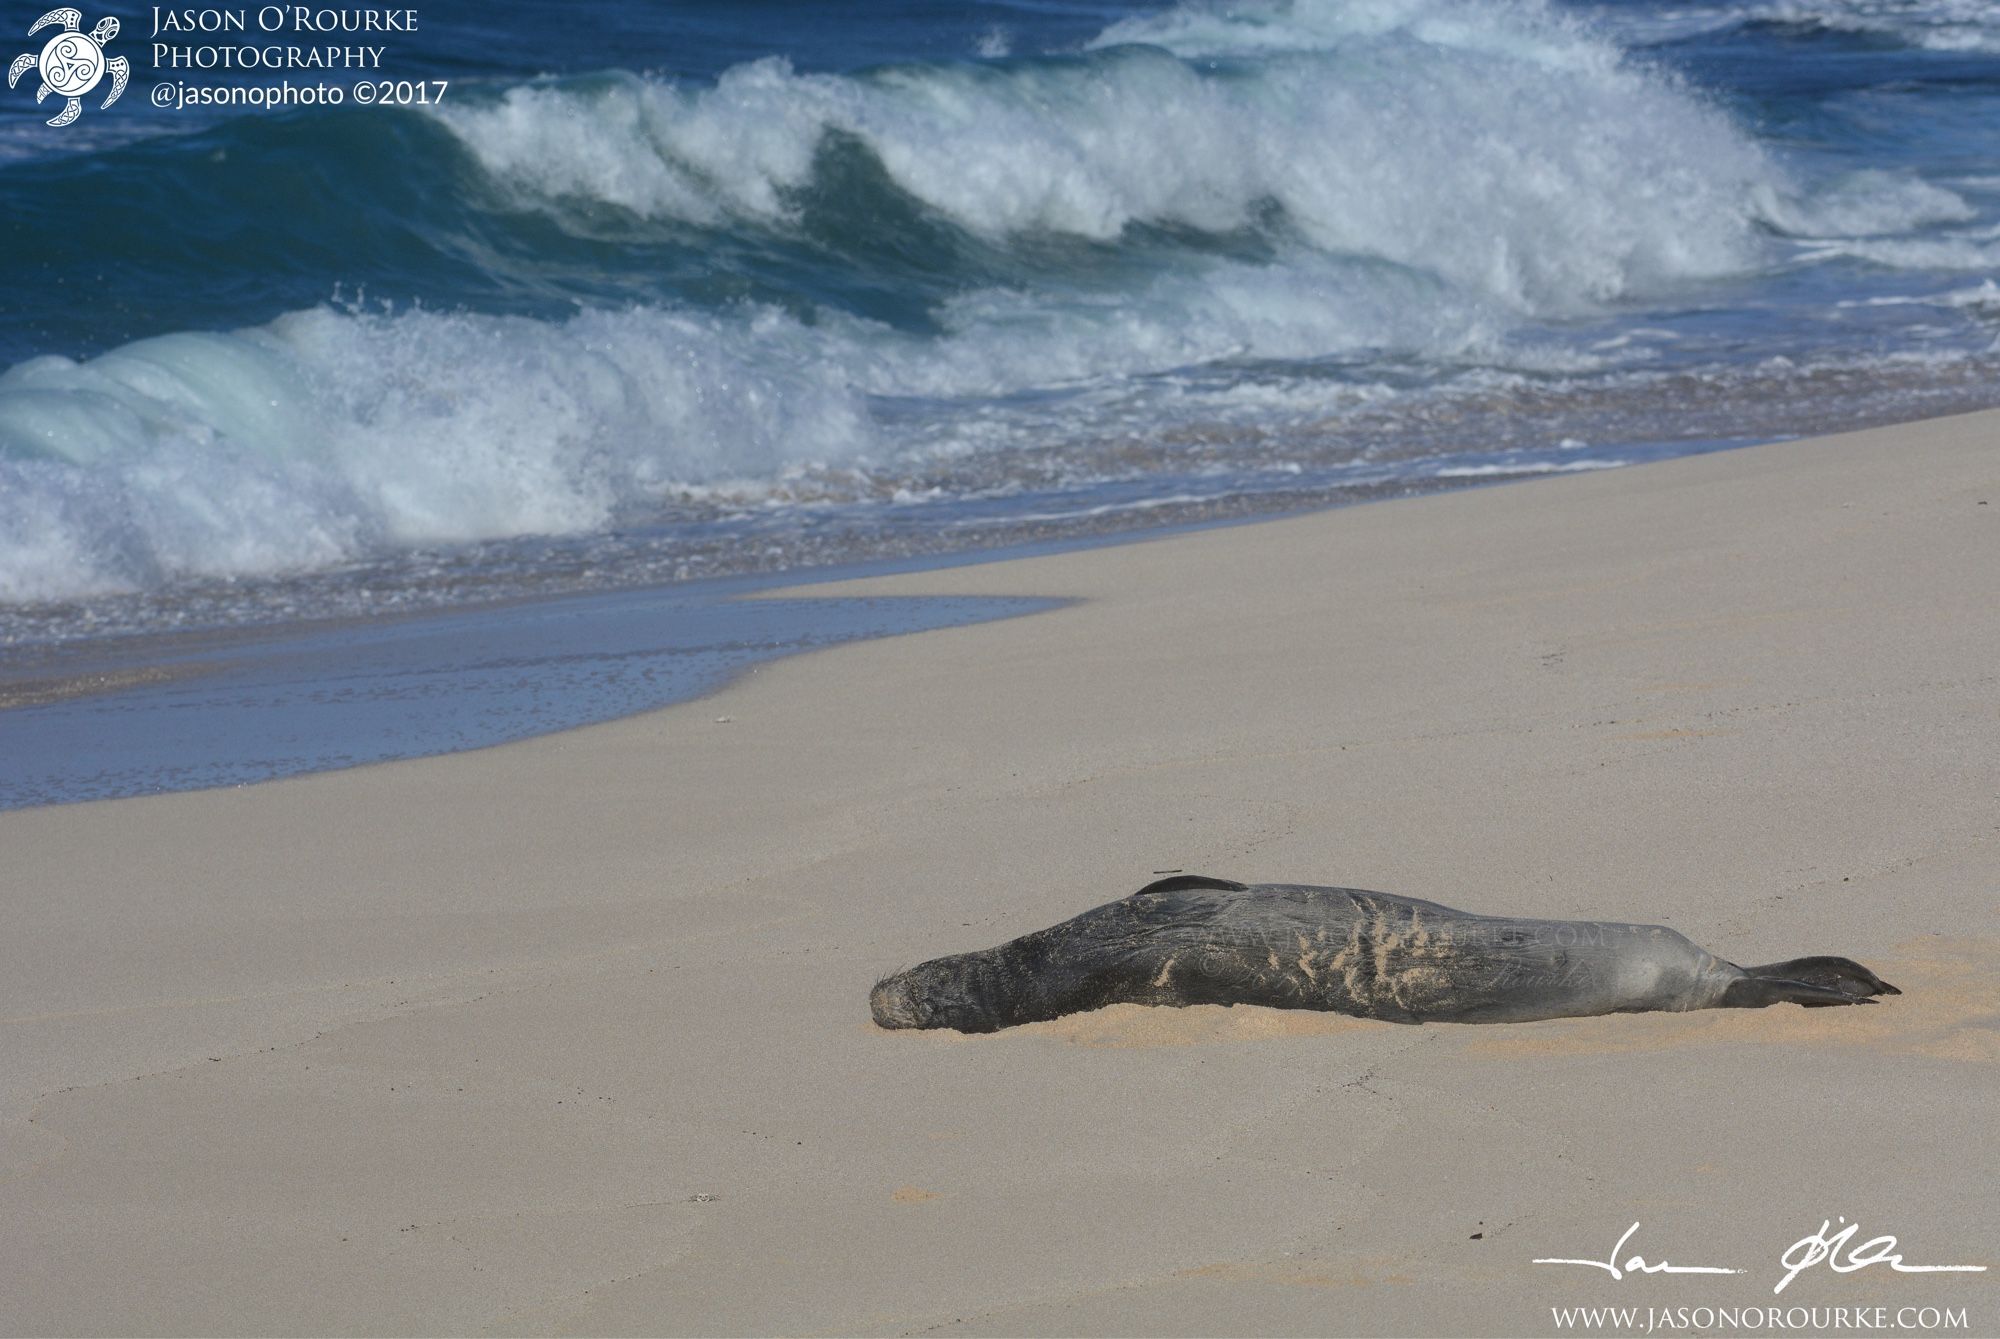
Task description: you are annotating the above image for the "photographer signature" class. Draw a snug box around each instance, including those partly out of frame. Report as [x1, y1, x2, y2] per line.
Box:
[1533, 1219, 1987, 1294]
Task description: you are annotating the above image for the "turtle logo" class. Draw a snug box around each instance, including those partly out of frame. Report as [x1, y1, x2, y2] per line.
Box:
[8, 8, 128, 127]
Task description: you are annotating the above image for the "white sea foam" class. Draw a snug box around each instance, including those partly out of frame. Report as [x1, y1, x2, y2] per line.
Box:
[1940, 280, 2000, 310]
[1798, 227, 2000, 271]
[1758, 171, 1975, 239]
[1757, 0, 2000, 52]
[1835, 280, 2000, 311]
[1432, 459, 1628, 477]
[1586, 0, 2000, 53]
[0, 304, 875, 601]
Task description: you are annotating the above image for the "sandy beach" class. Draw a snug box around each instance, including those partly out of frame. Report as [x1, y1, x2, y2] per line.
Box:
[3, 410, 1996, 1336]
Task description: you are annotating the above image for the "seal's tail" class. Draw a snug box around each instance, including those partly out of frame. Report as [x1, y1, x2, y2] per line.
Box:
[1723, 954, 1900, 1009]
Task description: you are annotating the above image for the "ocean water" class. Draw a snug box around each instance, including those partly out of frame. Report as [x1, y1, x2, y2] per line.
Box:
[2, 0, 1998, 645]
[0, 573, 1061, 807]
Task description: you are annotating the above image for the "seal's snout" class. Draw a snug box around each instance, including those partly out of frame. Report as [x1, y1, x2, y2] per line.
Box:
[870, 973, 923, 1029]
[871, 956, 1002, 1032]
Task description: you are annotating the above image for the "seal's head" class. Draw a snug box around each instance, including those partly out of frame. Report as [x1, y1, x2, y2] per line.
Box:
[870, 953, 1009, 1033]
[869, 973, 924, 1029]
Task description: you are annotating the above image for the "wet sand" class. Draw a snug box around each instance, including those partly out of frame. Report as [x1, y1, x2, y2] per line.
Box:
[2, 410, 1996, 1335]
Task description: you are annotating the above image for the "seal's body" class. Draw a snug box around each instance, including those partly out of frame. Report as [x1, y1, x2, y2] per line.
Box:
[870, 876, 1898, 1033]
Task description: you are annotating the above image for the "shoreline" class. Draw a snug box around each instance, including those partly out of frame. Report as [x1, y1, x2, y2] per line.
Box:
[0, 446, 1696, 810]
[0, 425, 1888, 811]
[2, 409, 1995, 1335]
[0, 577, 1063, 810]
[21, 390, 1983, 656]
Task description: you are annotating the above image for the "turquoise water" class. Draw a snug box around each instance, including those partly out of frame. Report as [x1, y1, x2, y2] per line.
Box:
[1, 0, 1997, 643]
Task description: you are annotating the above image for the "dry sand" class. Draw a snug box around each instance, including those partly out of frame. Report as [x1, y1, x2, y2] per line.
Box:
[3, 410, 1997, 1336]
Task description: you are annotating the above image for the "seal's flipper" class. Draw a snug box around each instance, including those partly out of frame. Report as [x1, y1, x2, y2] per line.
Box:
[1131, 874, 1249, 897]
[1744, 955, 1898, 998]
[1721, 975, 1876, 1009]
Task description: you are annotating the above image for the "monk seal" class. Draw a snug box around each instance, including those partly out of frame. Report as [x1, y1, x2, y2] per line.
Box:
[869, 875, 1899, 1033]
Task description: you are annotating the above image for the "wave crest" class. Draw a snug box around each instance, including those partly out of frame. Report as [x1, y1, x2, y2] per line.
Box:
[436, 0, 1779, 313]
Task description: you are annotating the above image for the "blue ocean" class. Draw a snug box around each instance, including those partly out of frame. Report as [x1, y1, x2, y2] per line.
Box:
[2, 0, 1998, 645]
